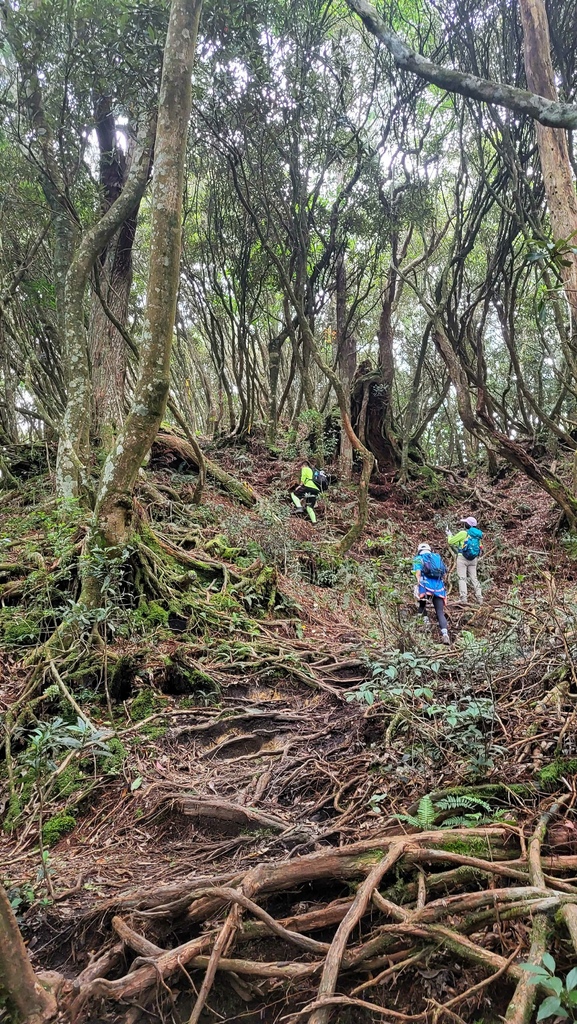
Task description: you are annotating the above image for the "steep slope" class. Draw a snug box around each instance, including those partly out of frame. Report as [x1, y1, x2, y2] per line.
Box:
[1, 438, 577, 1024]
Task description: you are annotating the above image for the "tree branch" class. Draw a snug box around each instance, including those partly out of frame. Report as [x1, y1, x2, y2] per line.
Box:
[347, 0, 577, 128]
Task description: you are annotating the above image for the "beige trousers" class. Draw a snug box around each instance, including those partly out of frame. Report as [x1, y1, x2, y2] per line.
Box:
[456, 553, 482, 603]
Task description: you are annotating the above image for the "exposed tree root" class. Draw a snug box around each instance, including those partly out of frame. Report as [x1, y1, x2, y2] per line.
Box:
[504, 796, 570, 1023]
[38, 823, 577, 1022]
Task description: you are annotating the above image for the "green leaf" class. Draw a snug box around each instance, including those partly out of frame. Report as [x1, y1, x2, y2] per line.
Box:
[131, 777, 143, 791]
[566, 967, 577, 992]
[541, 953, 556, 975]
[536, 996, 564, 1022]
[519, 964, 549, 979]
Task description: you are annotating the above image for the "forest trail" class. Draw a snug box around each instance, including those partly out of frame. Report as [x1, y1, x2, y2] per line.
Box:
[2, 439, 577, 1023]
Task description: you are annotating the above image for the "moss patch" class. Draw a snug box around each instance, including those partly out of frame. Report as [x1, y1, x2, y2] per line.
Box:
[104, 738, 128, 774]
[42, 813, 76, 846]
[441, 837, 492, 858]
[129, 687, 165, 722]
[55, 764, 84, 797]
[538, 758, 577, 788]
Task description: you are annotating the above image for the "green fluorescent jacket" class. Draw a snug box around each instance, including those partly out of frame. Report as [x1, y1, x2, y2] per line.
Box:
[447, 529, 468, 550]
[301, 466, 319, 491]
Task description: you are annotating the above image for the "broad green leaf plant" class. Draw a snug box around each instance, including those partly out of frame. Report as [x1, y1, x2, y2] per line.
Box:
[520, 954, 577, 1021]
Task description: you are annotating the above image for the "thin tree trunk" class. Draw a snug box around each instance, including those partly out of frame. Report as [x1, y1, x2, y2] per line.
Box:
[85, 0, 203, 579]
[336, 252, 355, 479]
[519, 0, 577, 326]
[268, 335, 283, 444]
[55, 116, 155, 500]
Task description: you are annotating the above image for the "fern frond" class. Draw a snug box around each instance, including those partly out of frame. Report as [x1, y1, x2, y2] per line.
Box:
[394, 813, 421, 827]
[436, 795, 492, 814]
[416, 795, 436, 829]
[442, 813, 490, 827]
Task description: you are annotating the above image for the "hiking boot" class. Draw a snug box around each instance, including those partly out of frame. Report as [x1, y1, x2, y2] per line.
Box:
[421, 616, 431, 628]
[441, 631, 451, 645]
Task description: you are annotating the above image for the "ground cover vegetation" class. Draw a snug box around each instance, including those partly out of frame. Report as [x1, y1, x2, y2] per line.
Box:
[3, 0, 577, 1023]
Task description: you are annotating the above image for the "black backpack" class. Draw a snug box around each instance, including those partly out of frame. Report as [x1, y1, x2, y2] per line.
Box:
[313, 468, 329, 491]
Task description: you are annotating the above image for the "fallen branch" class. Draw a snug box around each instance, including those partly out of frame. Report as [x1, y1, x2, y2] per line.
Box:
[153, 431, 258, 506]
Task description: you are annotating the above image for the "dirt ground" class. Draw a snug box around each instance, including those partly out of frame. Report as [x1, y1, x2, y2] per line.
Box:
[2, 440, 577, 1023]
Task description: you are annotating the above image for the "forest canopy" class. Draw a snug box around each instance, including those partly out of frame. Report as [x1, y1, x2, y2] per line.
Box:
[0, 0, 576, 511]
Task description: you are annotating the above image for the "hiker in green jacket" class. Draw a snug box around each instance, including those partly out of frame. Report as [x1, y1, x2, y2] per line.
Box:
[290, 460, 321, 524]
[446, 516, 483, 605]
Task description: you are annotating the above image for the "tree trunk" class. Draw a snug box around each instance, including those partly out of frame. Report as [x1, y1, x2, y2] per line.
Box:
[89, 99, 143, 448]
[268, 335, 283, 444]
[0, 884, 57, 1023]
[378, 275, 395, 428]
[55, 116, 155, 501]
[519, 0, 577, 326]
[85, 0, 203, 581]
[336, 252, 355, 479]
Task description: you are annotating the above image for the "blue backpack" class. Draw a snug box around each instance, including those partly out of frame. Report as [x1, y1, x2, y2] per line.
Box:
[421, 552, 446, 579]
[462, 527, 483, 561]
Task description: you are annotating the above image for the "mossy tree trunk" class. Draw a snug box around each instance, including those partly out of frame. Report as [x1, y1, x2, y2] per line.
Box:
[81, 0, 203, 603]
[0, 883, 57, 1023]
[89, 98, 145, 449]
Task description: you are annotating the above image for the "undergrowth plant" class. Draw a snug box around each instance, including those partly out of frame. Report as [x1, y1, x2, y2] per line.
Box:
[425, 694, 503, 772]
[347, 650, 440, 706]
[9, 716, 112, 891]
[369, 792, 503, 828]
[520, 954, 577, 1021]
[348, 657, 504, 775]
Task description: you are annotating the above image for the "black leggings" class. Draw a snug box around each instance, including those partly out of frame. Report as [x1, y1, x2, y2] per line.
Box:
[419, 596, 448, 632]
[294, 484, 318, 507]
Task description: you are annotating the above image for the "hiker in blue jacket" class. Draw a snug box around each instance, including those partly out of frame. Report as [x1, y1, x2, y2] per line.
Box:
[446, 516, 483, 605]
[413, 542, 450, 645]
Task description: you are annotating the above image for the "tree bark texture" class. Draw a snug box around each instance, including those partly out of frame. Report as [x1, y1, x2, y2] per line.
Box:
[55, 116, 155, 500]
[350, 360, 398, 470]
[91, 0, 203, 557]
[89, 99, 143, 447]
[518, 0, 577, 326]
[0, 883, 56, 1023]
